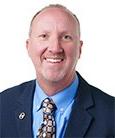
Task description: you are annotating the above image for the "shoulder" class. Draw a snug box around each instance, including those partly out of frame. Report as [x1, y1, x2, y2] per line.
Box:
[0, 80, 36, 103]
[86, 84, 114, 131]
[77, 72, 114, 114]
[78, 72, 114, 106]
[89, 84, 114, 108]
[88, 85, 114, 133]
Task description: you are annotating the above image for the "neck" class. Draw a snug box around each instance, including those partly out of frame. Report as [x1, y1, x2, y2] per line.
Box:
[36, 73, 76, 96]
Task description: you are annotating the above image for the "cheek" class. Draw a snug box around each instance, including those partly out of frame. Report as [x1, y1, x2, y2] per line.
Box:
[65, 45, 80, 68]
[66, 46, 78, 59]
[73, 45, 81, 59]
[27, 47, 42, 69]
[28, 41, 46, 59]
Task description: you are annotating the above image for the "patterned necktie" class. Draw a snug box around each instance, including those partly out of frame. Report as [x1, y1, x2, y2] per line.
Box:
[37, 98, 56, 138]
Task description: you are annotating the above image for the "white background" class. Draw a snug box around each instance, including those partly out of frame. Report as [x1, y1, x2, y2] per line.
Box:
[0, 0, 115, 96]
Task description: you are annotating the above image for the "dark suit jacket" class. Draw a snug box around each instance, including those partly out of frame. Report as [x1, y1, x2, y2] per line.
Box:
[0, 73, 115, 138]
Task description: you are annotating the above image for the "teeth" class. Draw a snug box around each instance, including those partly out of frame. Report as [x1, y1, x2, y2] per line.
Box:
[46, 58, 62, 63]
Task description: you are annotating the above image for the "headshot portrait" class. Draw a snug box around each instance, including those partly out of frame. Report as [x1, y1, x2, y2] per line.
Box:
[0, 0, 115, 138]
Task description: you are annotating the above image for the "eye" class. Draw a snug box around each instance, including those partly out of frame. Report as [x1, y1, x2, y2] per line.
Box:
[62, 34, 72, 41]
[38, 34, 48, 40]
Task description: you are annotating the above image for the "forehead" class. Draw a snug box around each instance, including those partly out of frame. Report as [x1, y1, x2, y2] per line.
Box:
[31, 7, 78, 30]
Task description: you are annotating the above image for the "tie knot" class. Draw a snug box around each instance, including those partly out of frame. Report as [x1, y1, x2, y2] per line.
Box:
[42, 98, 56, 114]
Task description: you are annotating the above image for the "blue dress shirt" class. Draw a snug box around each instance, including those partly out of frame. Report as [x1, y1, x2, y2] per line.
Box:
[33, 76, 79, 138]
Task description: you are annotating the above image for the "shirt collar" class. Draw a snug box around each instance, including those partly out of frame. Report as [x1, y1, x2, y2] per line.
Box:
[33, 75, 79, 114]
[33, 82, 48, 112]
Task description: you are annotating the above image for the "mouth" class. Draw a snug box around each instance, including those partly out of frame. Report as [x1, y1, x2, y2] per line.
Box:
[44, 57, 64, 63]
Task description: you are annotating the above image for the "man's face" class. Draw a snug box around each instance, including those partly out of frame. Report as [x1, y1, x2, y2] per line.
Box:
[26, 7, 82, 86]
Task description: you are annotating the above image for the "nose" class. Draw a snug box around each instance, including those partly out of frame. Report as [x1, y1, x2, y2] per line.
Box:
[48, 37, 63, 54]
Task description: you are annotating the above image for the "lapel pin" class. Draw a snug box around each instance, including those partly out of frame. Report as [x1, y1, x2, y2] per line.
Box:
[19, 112, 26, 120]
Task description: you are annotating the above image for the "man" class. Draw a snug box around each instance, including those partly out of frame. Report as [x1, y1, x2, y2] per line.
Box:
[0, 4, 114, 138]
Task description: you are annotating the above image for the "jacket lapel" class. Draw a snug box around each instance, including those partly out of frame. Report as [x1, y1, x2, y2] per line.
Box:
[64, 73, 94, 137]
[14, 80, 36, 138]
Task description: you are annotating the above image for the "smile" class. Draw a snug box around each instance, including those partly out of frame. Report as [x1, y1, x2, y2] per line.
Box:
[45, 58, 63, 63]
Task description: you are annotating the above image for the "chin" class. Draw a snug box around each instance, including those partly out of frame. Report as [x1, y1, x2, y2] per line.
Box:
[43, 71, 66, 83]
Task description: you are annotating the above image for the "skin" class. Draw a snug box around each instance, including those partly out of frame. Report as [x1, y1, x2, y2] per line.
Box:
[26, 7, 83, 96]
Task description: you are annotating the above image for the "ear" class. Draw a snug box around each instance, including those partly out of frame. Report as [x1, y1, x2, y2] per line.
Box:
[78, 40, 83, 58]
[26, 39, 31, 56]
[26, 39, 29, 50]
